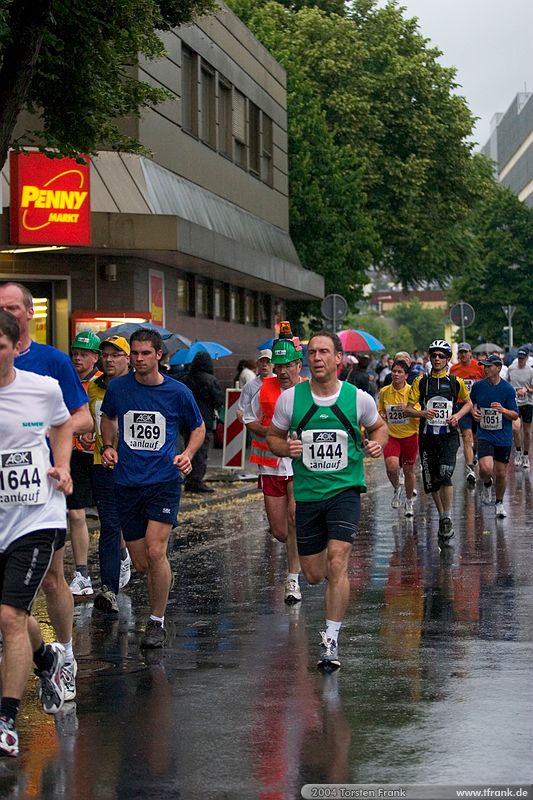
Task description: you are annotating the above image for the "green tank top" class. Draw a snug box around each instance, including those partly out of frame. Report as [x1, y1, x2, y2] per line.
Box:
[289, 381, 366, 502]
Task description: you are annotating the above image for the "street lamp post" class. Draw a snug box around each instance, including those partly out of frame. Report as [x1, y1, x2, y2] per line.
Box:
[502, 305, 516, 349]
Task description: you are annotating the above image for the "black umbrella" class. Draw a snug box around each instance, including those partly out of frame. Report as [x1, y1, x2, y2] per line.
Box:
[473, 342, 502, 354]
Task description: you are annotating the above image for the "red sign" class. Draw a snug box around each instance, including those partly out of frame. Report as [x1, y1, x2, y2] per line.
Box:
[10, 151, 91, 246]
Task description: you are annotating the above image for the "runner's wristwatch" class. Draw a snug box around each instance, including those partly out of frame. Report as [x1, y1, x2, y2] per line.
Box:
[100, 444, 114, 454]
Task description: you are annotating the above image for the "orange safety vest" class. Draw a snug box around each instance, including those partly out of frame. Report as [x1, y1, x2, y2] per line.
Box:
[249, 376, 282, 468]
[73, 369, 103, 452]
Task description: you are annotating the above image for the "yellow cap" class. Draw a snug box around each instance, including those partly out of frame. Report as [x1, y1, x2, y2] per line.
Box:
[100, 335, 130, 355]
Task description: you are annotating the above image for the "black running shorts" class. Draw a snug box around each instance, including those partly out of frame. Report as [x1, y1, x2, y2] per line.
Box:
[0, 529, 60, 612]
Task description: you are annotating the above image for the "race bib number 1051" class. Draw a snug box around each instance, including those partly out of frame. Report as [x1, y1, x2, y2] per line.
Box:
[123, 411, 166, 451]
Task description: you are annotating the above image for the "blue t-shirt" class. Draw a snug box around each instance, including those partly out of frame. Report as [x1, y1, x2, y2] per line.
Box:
[16, 341, 88, 413]
[101, 371, 203, 486]
[470, 378, 518, 446]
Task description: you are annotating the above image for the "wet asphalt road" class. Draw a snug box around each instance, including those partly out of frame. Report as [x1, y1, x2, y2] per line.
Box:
[1, 454, 532, 799]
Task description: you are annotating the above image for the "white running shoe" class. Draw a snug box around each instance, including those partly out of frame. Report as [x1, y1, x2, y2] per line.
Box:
[0, 717, 18, 757]
[119, 552, 132, 589]
[36, 643, 66, 714]
[317, 631, 340, 671]
[69, 571, 93, 597]
[495, 502, 507, 519]
[522, 454, 530, 469]
[62, 659, 77, 702]
[284, 577, 302, 605]
[404, 499, 414, 517]
[481, 482, 493, 505]
[466, 465, 476, 486]
[391, 487, 402, 509]
[514, 452, 523, 467]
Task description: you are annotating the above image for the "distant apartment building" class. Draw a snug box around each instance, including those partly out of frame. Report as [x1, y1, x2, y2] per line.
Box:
[482, 91, 533, 208]
[0, 2, 323, 377]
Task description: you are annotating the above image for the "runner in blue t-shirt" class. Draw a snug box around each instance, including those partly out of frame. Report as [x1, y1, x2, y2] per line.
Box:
[100, 328, 205, 649]
[470, 355, 519, 518]
[0, 281, 92, 709]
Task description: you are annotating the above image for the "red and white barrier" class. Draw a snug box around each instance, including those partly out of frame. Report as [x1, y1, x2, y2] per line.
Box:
[222, 388, 247, 470]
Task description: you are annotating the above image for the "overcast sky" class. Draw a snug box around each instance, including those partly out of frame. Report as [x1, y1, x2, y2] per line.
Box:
[377, 0, 533, 146]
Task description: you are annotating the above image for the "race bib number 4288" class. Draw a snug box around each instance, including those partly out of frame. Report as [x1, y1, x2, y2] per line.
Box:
[123, 411, 166, 451]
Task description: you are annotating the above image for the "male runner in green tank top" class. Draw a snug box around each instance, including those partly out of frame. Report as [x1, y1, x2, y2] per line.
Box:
[267, 331, 388, 671]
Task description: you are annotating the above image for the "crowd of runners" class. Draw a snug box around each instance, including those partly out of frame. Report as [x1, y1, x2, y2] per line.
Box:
[0, 279, 531, 757]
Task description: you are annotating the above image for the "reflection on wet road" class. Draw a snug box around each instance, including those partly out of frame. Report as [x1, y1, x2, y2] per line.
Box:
[1, 457, 532, 798]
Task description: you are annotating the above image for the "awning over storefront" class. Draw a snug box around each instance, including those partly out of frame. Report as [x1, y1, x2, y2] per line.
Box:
[1, 152, 323, 301]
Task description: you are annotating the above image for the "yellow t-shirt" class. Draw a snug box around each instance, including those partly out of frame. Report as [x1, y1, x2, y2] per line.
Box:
[378, 383, 419, 438]
[88, 379, 118, 466]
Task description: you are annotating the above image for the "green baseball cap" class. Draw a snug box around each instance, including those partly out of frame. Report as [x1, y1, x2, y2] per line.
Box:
[72, 331, 102, 352]
[271, 339, 303, 365]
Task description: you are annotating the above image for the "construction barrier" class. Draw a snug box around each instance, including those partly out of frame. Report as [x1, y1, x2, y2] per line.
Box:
[222, 388, 247, 470]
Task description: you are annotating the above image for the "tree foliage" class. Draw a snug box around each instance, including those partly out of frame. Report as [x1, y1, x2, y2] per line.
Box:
[449, 185, 533, 348]
[0, 0, 214, 165]
[227, 0, 491, 306]
[388, 298, 447, 352]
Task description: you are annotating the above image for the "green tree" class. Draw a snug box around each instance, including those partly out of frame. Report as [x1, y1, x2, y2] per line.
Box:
[342, 310, 414, 354]
[227, 0, 489, 305]
[388, 298, 447, 352]
[450, 185, 533, 348]
[0, 0, 214, 166]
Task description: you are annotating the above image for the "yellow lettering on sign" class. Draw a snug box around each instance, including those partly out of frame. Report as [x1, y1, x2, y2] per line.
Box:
[20, 185, 88, 210]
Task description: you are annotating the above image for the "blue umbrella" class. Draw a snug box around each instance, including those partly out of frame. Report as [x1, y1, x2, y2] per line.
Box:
[258, 337, 274, 350]
[97, 321, 175, 341]
[169, 341, 233, 365]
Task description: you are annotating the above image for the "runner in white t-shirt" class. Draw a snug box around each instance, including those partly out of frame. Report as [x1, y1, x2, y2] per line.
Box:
[0, 310, 73, 757]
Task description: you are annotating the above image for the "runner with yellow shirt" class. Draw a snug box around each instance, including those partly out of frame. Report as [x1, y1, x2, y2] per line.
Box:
[378, 359, 420, 517]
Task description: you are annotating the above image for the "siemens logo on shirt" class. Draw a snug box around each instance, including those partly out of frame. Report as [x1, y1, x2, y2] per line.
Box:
[2, 451, 33, 467]
[22, 421, 44, 427]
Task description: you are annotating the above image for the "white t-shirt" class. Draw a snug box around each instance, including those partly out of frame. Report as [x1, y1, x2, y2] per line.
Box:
[272, 381, 379, 436]
[238, 368, 256, 388]
[508, 364, 533, 406]
[238, 374, 262, 416]
[0, 369, 70, 549]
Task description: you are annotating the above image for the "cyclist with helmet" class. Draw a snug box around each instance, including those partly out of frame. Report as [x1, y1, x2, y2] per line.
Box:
[405, 340, 472, 541]
[68, 331, 103, 598]
[245, 324, 304, 604]
[450, 342, 484, 486]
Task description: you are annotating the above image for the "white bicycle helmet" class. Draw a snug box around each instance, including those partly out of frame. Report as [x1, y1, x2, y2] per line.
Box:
[428, 339, 452, 355]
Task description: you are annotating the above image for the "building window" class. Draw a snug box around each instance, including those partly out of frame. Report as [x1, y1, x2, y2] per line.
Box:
[201, 63, 216, 148]
[177, 276, 192, 314]
[214, 283, 227, 319]
[181, 46, 198, 136]
[218, 79, 232, 158]
[233, 90, 247, 169]
[244, 293, 257, 325]
[229, 286, 243, 323]
[258, 294, 271, 328]
[249, 103, 260, 176]
[195, 279, 211, 317]
[262, 113, 273, 186]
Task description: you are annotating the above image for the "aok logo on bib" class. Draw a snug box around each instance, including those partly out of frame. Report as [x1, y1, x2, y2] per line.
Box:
[2, 451, 33, 467]
[302, 429, 348, 471]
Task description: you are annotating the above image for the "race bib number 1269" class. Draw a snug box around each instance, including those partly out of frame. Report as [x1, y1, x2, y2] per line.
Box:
[123, 411, 166, 451]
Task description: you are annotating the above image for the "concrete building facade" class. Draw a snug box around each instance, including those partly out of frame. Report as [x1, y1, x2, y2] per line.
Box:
[481, 91, 533, 208]
[0, 2, 323, 381]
